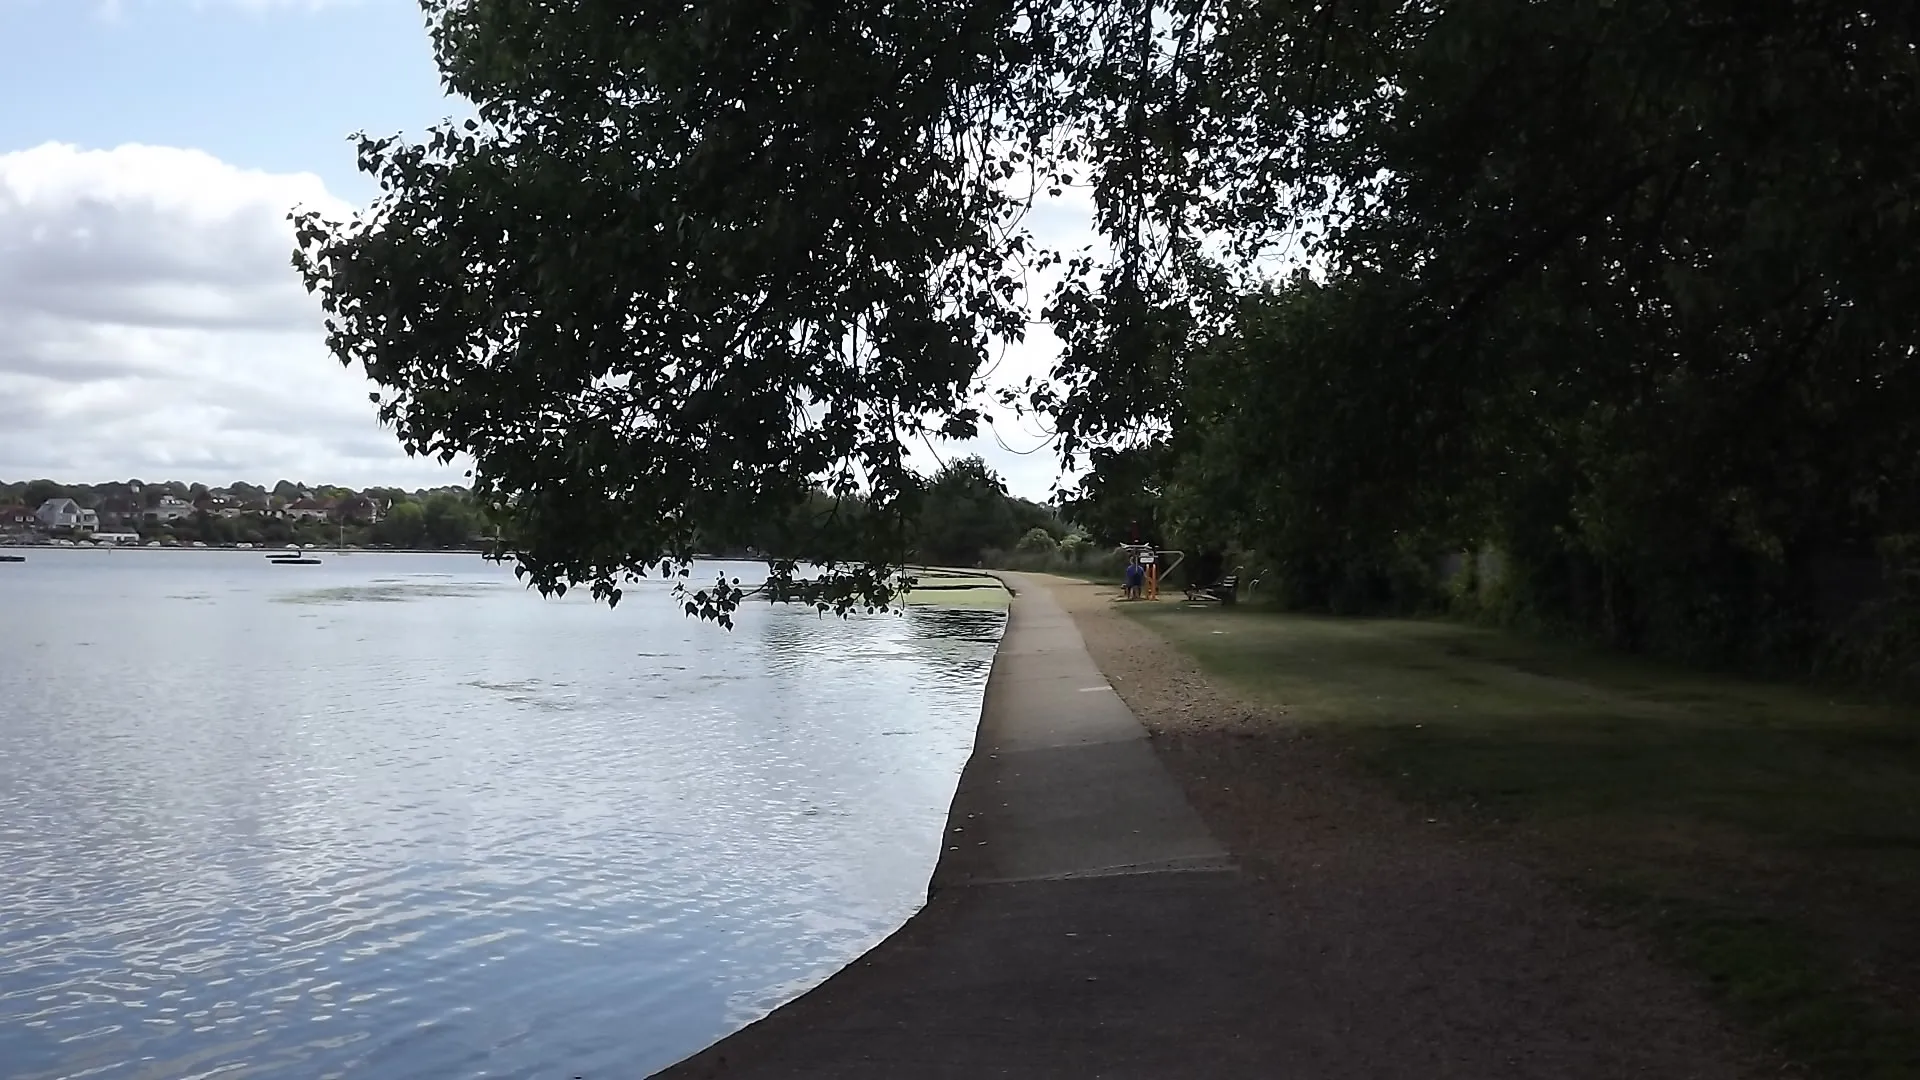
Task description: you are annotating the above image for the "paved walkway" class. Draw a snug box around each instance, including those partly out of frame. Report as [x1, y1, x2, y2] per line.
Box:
[650, 575, 1267, 1078]
[927, 574, 1229, 891]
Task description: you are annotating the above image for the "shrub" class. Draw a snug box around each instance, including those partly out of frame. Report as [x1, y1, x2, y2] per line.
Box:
[1016, 526, 1059, 554]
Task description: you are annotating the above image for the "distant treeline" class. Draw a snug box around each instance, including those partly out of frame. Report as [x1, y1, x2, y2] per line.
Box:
[0, 478, 488, 550]
[2, 463, 1105, 569]
[692, 455, 1097, 570]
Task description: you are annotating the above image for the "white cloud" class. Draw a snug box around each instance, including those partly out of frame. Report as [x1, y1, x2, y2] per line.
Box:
[0, 141, 465, 489]
[0, 140, 1087, 501]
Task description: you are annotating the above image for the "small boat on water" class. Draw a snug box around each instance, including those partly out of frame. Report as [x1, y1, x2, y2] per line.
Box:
[0, 554, 25, 563]
[271, 557, 323, 565]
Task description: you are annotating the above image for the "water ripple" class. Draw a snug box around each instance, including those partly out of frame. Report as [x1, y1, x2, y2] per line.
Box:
[0, 551, 1000, 1078]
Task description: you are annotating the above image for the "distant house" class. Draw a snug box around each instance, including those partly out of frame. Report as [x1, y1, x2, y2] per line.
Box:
[143, 496, 193, 523]
[242, 500, 283, 519]
[34, 498, 98, 532]
[195, 491, 245, 515]
[335, 494, 383, 524]
[286, 497, 335, 522]
[92, 531, 141, 545]
[0, 505, 35, 531]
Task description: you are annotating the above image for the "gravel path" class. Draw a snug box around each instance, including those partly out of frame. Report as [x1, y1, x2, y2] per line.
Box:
[1047, 576, 1768, 1080]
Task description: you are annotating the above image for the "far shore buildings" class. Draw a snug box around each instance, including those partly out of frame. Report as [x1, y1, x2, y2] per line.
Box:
[336, 494, 383, 524]
[4, 489, 392, 541]
[285, 497, 332, 522]
[144, 495, 193, 523]
[284, 495, 383, 524]
[34, 498, 98, 532]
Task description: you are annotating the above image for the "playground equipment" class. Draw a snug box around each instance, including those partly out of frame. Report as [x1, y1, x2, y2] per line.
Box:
[1117, 544, 1183, 601]
[1115, 546, 1260, 604]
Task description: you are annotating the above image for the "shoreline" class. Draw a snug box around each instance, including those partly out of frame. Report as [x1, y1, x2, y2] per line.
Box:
[648, 572, 1232, 1078]
[648, 574, 1760, 1079]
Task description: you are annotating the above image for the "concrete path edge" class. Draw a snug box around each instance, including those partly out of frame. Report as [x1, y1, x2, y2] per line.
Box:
[646, 572, 1231, 1077]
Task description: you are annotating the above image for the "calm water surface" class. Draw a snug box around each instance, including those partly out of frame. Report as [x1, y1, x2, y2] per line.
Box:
[0, 549, 1001, 1079]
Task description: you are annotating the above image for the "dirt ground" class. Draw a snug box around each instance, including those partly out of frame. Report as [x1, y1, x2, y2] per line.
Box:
[1045, 576, 1772, 1080]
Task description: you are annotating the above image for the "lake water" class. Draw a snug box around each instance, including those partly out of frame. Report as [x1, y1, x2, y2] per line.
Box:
[0, 549, 1001, 1079]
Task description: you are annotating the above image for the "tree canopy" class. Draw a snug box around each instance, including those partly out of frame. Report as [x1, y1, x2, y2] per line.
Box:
[1137, 0, 1920, 667]
[298, 0, 1920, 658]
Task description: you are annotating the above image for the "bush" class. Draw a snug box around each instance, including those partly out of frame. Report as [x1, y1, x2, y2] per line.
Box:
[1016, 526, 1059, 554]
[1813, 536, 1920, 694]
[1258, 537, 1445, 616]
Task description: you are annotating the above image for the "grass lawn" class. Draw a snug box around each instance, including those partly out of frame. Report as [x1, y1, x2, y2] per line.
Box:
[1126, 602, 1920, 1080]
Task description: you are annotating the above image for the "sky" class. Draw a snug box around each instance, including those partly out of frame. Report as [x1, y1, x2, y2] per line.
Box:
[0, 0, 1086, 500]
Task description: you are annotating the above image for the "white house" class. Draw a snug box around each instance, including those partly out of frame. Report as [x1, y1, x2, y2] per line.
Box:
[34, 498, 98, 532]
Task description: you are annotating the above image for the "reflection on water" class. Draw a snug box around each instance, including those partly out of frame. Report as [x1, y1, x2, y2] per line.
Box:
[0, 550, 1002, 1079]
